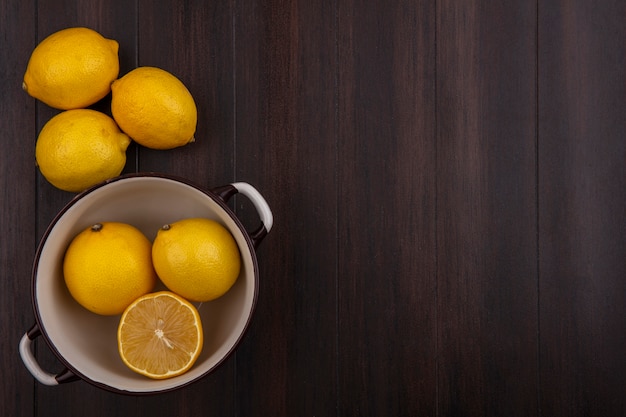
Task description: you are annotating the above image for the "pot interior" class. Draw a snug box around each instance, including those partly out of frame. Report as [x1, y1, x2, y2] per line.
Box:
[34, 175, 257, 393]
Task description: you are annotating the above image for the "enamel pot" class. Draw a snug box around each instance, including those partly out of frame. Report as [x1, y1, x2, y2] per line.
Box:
[19, 173, 273, 394]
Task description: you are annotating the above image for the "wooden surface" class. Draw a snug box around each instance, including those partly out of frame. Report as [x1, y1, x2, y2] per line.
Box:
[1, 0, 624, 415]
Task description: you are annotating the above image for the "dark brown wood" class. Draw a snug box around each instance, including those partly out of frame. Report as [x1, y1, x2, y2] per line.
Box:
[436, 1, 539, 415]
[233, 0, 339, 415]
[538, 1, 626, 415]
[2, 0, 624, 415]
[335, 0, 437, 415]
[0, 0, 37, 416]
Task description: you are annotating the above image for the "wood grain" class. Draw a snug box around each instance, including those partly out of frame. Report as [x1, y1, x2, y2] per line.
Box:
[233, 0, 339, 415]
[436, 1, 539, 415]
[0, 0, 37, 415]
[335, 0, 437, 415]
[1, 0, 624, 415]
[538, 1, 626, 415]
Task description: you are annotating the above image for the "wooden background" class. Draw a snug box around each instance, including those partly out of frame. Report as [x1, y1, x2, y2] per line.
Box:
[1, 0, 624, 415]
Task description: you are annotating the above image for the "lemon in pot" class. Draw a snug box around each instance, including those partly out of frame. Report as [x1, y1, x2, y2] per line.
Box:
[117, 291, 204, 379]
[63, 222, 157, 316]
[152, 218, 241, 302]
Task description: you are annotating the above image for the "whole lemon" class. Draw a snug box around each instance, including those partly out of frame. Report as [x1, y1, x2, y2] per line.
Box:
[152, 218, 241, 302]
[35, 109, 131, 192]
[23, 27, 119, 110]
[63, 222, 158, 316]
[111, 66, 197, 150]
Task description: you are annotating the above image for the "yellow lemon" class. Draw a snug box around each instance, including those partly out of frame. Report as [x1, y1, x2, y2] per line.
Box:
[63, 222, 157, 316]
[152, 218, 241, 302]
[23, 27, 119, 110]
[111, 66, 197, 150]
[117, 291, 203, 379]
[35, 109, 131, 192]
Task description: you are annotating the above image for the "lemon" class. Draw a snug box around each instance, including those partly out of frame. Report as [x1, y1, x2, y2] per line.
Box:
[152, 218, 241, 302]
[63, 222, 157, 315]
[117, 291, 203, 379]
[35, 109, 131, 192]
[23, 27, 119, 110]
[110, 66, 197, 150]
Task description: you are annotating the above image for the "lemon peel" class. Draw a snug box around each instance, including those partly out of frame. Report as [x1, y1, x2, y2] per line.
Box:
[63, 222, 157, 315]
[152, 218, 241, 302]
[111, 66, 197, 150]
[23, 27, 119, 109]
[35, 109, 130, 192]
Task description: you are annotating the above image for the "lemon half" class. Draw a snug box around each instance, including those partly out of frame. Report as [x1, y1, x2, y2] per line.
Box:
[117, 291, 204, 379]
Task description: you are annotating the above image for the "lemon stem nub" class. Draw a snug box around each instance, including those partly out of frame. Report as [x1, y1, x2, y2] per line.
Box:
[91, 223, 103, 232]
[161, 224, 171, 231]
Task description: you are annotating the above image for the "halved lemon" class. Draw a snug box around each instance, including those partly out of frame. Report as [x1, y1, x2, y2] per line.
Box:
[117, 291, 203, 380]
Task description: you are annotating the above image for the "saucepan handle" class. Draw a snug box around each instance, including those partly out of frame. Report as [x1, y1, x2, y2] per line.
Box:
[19, 323, 78, 386]
[212, 182, 273, 248]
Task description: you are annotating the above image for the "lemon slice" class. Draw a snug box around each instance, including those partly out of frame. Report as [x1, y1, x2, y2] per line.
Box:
[117, 291, 203, 379]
